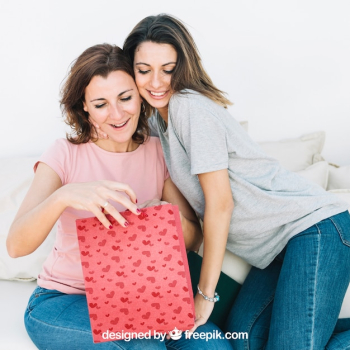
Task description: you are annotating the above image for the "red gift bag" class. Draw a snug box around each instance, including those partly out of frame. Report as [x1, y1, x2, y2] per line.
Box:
[76, 204, 195, 343]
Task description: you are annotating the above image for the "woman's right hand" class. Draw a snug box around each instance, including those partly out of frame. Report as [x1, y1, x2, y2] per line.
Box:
[58, 180, 140, 229]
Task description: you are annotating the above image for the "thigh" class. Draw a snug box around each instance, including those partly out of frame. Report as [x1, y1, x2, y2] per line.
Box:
[24, 287, 166, 350]
[326, 319, 350, 350]
[165, 321, 233, 350]
[266, 213, 350, 350]
[225, 259, 282, 350]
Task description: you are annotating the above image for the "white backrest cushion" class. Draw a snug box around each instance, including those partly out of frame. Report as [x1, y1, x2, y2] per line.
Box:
[239, 121, 248, 132]
[327, 165, 350, 190]
[0, 157, 56, 280]
[296, 161, 329, 189]
[258, 131, 325, 171]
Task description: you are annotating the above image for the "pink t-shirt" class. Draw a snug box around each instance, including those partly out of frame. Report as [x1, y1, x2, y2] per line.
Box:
[35, 137, 169, 294]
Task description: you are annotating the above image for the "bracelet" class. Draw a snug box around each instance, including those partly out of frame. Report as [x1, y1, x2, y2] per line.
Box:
[197, 285, 220, 302]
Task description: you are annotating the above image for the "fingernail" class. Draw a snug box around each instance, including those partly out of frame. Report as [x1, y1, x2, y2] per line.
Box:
[109, 225, 113, 229]
[136, 199, 138, 203]
[101, 208, 105, 213]
[124, 222, 129, 227]
[137, 209, 141, 213]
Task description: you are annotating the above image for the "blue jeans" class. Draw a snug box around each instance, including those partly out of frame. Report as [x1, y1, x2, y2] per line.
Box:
[24, 287, 233, 350]
[225, 211, 350, 350]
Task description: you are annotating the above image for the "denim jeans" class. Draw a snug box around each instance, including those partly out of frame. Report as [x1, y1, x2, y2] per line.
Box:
[225, 211, 350, 350]
[24, 287, 233, 350]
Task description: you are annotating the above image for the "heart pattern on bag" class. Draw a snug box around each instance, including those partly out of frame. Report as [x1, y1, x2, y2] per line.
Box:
[76, 204, 195, 343]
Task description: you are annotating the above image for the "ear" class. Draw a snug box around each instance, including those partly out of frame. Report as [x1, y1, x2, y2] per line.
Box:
[83, 101, 88, 112]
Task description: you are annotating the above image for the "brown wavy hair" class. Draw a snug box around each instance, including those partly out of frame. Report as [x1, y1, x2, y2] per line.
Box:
[61, 44, 149, 144]
[123, 14, 232, 117]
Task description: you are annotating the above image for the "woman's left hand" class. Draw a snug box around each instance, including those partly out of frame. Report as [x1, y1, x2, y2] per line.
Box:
[188, 293, 215, 334]
[89, 117, 108, 139]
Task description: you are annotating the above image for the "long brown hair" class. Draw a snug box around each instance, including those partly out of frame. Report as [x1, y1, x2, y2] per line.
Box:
[61, 44, 149, 144]
[123, 14, 232, 117]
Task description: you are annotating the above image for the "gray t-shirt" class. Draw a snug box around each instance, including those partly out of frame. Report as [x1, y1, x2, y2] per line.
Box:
[149, 89, 348, 269]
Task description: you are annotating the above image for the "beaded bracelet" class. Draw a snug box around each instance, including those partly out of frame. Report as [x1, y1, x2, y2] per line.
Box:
[197, 285, 220, 302]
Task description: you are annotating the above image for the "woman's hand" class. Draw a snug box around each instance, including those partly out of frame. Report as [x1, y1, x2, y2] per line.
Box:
[89, 117, 108, 139]
[189, 293, 215, 333]
[58, 180, 140, 228]
[7, 163, 141, 258]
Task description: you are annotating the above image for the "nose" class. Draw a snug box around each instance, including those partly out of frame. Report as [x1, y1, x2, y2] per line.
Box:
[150, 72, 162, 90]
[109, 103, 124, 121]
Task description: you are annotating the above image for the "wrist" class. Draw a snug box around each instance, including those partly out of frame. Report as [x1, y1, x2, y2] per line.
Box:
[53, 185, 70, 210]
[197, 284, 220, 303]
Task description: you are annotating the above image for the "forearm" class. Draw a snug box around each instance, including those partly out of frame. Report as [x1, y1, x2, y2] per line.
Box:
[182, 215, 203, 251]
[199, 201, 233, 297]
[7, 188, 66, 258]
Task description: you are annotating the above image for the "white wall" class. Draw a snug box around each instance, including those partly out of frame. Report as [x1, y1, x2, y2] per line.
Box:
[1, 0, 349, 164]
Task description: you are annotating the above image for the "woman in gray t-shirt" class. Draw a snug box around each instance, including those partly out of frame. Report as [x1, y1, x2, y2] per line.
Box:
[97, 14, 350, 349]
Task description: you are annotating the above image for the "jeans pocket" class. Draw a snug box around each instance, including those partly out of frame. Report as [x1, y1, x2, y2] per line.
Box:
[26, 287, 61, 313]
[329, 211, 350, 247]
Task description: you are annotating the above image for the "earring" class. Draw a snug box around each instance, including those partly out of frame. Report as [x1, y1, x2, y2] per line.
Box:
[141, 102, 146, 113]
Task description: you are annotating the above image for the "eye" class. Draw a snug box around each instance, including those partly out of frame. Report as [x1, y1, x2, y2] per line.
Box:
[138, 69, 150, 74]
[164, 69, 175, 74]
[121, 96, 132, 102]
[95, 103, 106, 109]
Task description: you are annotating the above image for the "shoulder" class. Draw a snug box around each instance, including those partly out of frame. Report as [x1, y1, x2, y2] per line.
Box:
[170, 89, 217, 108]
[43, 138, 71, 155]
[142, 136, 165, 160]
[41, 138, 86, 166]
[143, 136, 162, 152]
[169, 89, 224, 119]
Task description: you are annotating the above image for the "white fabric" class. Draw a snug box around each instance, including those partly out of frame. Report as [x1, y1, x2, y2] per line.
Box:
[296, 161, 329, 189]
[258, 131, 325, 171]
[0, 157, 56, 280]
[0, 280, 38, 349]
[327, 165, 350, 190]
[239, 120, 248, 132]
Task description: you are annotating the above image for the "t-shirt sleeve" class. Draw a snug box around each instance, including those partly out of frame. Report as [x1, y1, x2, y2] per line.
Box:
[170, 94, 229, 175]
[34, 139, 71, 185]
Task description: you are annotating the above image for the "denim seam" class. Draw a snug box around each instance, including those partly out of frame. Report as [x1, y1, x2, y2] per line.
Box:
[53, 296, 85, 322]
[329, 216, 350, 247]
[27, 313, 129, 350]
[311, 224, 322, 350]
[246, 292, 275, 350]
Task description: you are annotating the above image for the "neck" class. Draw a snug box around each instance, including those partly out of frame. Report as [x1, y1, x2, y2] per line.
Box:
[157, 107, 168, 125]
[94, 138, 138, 153]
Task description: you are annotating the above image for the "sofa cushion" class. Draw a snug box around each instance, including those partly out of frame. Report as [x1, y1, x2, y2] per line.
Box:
[296, 161, 329, 189]
[258, 131, 325, 171]
[327, 165, 350, 190]
[0, 280, 38, 349]
[0, 157, 56, 281]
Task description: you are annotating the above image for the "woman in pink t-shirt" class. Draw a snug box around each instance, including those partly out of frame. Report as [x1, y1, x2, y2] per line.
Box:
[6, 44, 232, 350]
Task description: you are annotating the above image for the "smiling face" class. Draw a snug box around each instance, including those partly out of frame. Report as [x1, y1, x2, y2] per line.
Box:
[83, 70, 142, 152]
[134, 41, 177, 121]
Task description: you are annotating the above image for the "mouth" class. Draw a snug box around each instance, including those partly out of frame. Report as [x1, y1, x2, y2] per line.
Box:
[109, 119, 130, 129]
[147, 90, 170, 100]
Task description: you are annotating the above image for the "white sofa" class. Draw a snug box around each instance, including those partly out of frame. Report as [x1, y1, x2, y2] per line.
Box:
[1, 129, 350, 349]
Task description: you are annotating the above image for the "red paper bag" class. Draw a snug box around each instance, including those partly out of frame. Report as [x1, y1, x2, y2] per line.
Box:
[76, 204, 195, 343]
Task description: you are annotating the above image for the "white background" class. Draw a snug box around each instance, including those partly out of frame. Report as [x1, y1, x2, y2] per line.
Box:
[1, 0, 349, 164]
